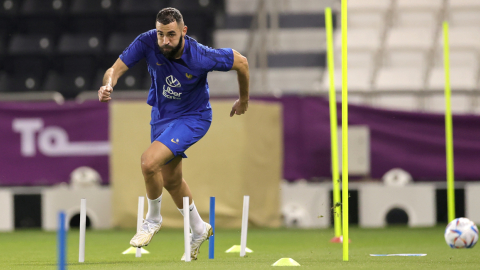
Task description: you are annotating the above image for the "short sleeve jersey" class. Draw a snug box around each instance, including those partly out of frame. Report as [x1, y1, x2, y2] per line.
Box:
[119, 30, 234, 122]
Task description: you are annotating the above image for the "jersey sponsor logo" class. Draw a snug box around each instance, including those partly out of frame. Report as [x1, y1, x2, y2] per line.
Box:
[185, 73, 193, 80]
[163, 75, 183, 99]
[166, 75, 181, 88]
[163, 85, 182, 99]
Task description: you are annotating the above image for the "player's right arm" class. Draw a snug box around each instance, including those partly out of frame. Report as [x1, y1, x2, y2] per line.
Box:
[98, 58, 129, 102]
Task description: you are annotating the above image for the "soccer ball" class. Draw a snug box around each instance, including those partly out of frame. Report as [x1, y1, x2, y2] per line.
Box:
[70, 166, 102, 188]
[444, 217, 479, 249]
[282, 203, 309, 228]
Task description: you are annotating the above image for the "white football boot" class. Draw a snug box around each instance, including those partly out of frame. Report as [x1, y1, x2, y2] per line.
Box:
[130, 219, 162, 247]
[181, 222, 213, 261]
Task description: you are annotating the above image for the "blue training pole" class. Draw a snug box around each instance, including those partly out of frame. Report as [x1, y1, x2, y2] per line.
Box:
[58, 211, 66, 270]
[209, 197, 215, 259]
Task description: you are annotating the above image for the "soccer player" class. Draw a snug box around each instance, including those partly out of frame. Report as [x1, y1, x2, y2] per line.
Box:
[98, 8, 249, 260]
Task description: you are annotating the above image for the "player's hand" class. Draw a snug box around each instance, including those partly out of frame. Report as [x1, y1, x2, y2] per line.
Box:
[230, 99, 248, 117]
[98, 84, 113, 102]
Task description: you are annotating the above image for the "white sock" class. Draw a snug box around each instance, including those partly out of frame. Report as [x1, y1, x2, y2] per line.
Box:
[177, 201, 205, 238]
[146, 194, 162, 224]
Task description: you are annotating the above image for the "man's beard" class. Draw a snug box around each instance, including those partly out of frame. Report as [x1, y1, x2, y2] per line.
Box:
[159, 35, 183, 59]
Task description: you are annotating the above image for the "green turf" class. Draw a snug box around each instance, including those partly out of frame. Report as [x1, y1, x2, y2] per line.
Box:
[0, 226, 478, 269]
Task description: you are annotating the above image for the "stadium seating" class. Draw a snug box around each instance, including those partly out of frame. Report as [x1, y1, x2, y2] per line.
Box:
[0, 0, 21, 15]
[376, 67, 425, 91]
[119, 0, 166, 15]
[1, 0, 480, 111]
[0, 0, 219, 98]
[424, 94, 472, 114]
[93, 59, 148, 91]
[428, 67, 477, 91]
[58, 33, 103, 54]
[106, 32, 140, 55]
[0, 72, 45, 92]
[8, 34, 54, 55]
[21, 0, 69, 15]
[70, 0, 117, 15]
[323, 67, 372, 92]
[16, 17, 61, 36]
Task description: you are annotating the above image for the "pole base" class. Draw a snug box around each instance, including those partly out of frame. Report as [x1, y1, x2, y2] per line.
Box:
[330, 236, 351, 243]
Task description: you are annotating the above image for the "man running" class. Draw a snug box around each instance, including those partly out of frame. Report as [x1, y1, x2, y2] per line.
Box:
[98, 7, 249, 260]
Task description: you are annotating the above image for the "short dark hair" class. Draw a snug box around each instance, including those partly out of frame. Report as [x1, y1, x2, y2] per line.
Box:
[156, 7, 184, 26]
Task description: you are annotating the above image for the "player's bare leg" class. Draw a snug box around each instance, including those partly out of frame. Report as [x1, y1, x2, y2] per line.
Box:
[161, 156, 192, 207]
[141, 141, 174, 199]
[162, 157, 213, 260]
[130, 141, 173, 247]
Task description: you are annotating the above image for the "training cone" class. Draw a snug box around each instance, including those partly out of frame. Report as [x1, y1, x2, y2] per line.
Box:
[272, 258, 301, 266]
[122, 247, 150, 254]
[330, 236, 351, 243]
[225, 245, 253, 253]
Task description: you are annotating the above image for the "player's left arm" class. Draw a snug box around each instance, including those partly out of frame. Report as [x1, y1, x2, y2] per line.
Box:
[229, 49, 250, 117]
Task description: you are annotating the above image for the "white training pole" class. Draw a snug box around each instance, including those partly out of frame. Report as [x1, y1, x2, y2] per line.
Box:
[183, 196, 191, 262]
[136, 196, 144, 258]
[240, 195, 250, 257]
[79, 198, 86, 262]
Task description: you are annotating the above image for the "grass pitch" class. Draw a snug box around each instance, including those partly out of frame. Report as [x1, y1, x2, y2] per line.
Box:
[0, 226, 478, 269]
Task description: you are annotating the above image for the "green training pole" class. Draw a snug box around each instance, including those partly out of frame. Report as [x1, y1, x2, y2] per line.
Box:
[341, 0, 349, 261]
[325, 7, 341, 238]
[443, 21, 456, 222]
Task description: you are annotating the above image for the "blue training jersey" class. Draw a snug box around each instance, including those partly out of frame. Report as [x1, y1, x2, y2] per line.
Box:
[119, 30, 234, 123]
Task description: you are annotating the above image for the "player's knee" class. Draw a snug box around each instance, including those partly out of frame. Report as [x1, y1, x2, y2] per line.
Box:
[163, 177, 182, 192]
[140, 154, 162, 177]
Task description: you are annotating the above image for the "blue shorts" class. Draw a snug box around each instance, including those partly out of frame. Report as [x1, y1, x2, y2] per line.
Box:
[150, 115, 211, 159]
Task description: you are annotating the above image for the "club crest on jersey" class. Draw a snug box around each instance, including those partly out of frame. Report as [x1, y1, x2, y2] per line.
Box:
[166, 75, 181, 88]
[185, 73, 193, 80]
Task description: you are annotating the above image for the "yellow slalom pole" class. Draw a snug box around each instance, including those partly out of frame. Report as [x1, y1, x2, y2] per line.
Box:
[443, 21, 456, 222]
[325, 7, 342, 239]
[341, 0, 349, 261]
